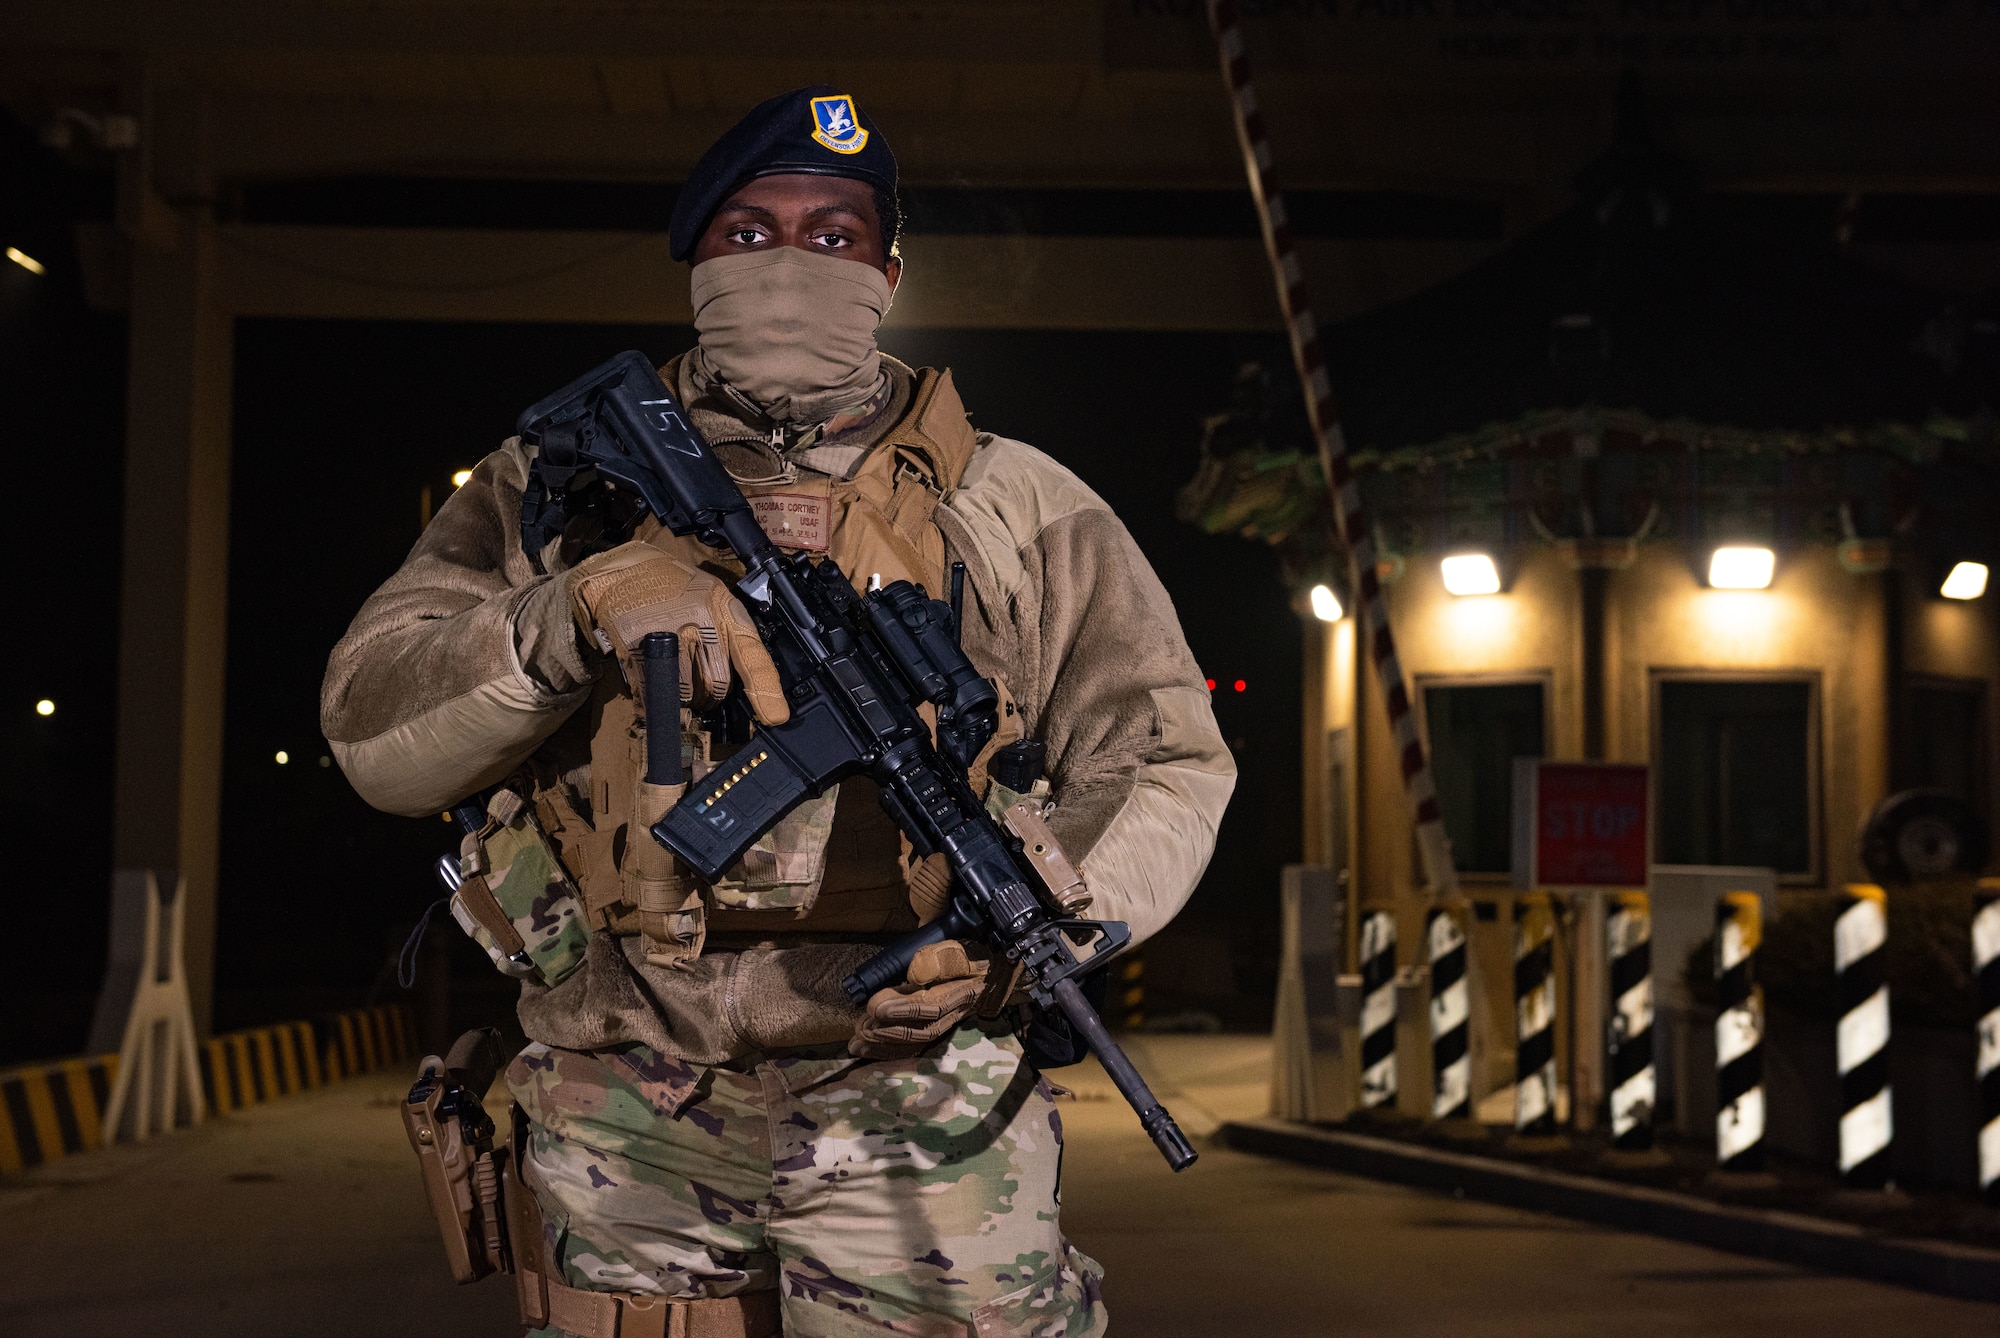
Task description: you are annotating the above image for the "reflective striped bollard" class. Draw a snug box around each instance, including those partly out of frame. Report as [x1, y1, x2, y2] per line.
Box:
[1715, 891, 1765, 1171]
[1360, 910, 1398, 1109]
[1428, 905, 1471, 1120]
[1514, 892, 1558, 1135]
[1837, 883, 1892, 1189]
[1606, 891, 1655, 1150]
[1976, 881, 2000, 1203]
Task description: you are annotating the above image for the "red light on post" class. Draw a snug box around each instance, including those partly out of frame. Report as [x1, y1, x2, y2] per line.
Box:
[1233, 679, 1247, 693]
[1205, 678, 1216, 691]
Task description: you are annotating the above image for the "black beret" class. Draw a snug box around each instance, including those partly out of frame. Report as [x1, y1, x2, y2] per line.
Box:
[669, 86, 898, 262]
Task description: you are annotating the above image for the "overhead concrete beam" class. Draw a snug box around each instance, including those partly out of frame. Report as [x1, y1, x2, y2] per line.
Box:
[132, 89, 2000, 202]
[181, 223, 1498, 331]
[6, 0, 1097, 62]
[196, 95, 1251, 189]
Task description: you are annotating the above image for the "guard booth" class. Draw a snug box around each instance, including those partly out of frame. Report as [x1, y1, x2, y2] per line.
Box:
[1189, 107, 2000, 1119]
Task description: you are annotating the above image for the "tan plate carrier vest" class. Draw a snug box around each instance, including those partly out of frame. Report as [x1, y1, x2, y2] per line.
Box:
[528, 367, 1021, 968]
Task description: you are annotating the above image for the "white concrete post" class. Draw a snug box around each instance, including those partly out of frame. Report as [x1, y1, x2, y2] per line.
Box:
[100, 871, 208, 1141]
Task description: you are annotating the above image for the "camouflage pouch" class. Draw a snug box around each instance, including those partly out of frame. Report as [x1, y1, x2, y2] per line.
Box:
[704, 782, 841, 911]
[453, 791, 591, 987]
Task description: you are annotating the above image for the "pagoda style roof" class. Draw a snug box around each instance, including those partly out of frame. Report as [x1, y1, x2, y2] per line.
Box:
[1180, 91, 1998, 572]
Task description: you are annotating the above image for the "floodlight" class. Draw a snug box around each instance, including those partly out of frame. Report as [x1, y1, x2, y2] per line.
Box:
[6, 247, 44, 275]
[34, 699, 53, 716]
[1941, 562, 1988, 601]
[1708, 546, 1774, 590]
[1309, 583, 1343, 622]
[1440, 553, 1501, 596]
[452, 469, 474, 487]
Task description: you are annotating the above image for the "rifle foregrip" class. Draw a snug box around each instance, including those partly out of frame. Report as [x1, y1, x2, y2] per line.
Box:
[842, 899, 982, 1005]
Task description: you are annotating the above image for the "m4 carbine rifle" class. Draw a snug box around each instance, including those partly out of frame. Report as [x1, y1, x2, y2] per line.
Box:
[515, 350, 1195, 1172]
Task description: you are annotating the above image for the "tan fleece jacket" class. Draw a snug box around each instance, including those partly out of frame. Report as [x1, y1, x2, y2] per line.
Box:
[321, 369, 1234, 1061]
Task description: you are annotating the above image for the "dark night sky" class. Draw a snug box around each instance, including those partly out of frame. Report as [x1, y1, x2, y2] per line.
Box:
[0, 118, 126, 1064]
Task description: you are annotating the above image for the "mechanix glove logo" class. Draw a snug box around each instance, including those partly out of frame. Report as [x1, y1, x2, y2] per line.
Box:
[809, 94, 868, 154]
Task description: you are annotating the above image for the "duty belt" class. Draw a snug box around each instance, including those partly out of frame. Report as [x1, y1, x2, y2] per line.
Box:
[546, 1279, 781, 1338]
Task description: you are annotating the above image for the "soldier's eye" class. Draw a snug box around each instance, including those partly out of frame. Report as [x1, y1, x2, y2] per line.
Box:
[727, 226, 767, 245]
[813, 231, 853, 249]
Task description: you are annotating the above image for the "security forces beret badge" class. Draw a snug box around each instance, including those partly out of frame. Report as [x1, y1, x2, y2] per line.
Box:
[667, 85, 898, 261]
[809, 95, 869, 155]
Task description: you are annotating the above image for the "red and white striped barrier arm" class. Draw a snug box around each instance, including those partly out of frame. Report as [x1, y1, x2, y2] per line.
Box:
[1206, 0, 1459, 897]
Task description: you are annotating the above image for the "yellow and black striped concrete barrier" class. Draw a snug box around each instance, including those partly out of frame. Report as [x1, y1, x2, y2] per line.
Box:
[0, 1003, 414, 1174]
[0, 1054, 117, 1173]
[200, 1020, 322, 1114]
[315, 1003, 414, 1085]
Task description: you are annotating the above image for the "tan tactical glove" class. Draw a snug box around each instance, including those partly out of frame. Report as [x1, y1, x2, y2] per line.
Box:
[849, 940, 1022, 1060]
[567, 540, 789, 725]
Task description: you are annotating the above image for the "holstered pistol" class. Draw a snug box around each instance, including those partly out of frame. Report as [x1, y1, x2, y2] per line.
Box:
[401, 1030, 512, 1285]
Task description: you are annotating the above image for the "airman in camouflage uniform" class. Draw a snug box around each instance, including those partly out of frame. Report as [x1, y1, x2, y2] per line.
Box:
[325, 86, 1232, 1336]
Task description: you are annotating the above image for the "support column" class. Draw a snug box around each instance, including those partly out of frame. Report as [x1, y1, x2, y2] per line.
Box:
[1569, 890, 1607, 1131]
[1563, 537, 1634, 763]
[93, 90, 233, 1042]
[1561, 539, 1630, 1131]
[1579, 567, 1608, 761]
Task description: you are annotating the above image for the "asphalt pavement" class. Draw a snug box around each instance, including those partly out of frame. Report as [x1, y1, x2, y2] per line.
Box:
[1, 1033, 1993, 1336]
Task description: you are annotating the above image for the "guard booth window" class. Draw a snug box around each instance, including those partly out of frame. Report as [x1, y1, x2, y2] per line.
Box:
[1657, 679, 1814, 876]
[1423, 682, 1546, 874]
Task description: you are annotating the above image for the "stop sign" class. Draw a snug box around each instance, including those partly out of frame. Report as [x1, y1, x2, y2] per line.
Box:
[1512, 761, 1650, 888]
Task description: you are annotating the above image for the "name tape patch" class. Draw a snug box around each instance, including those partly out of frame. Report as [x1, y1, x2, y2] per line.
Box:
[748, 491, 830, 552]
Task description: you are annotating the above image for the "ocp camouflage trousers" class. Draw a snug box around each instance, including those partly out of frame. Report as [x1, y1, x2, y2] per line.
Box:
[505, 1024, 1107, 1338]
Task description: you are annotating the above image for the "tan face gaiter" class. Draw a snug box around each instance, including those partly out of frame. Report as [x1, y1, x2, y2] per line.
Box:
[688, 247, 894, 425]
